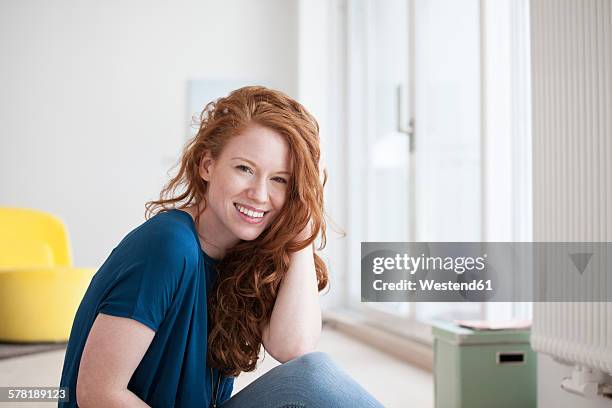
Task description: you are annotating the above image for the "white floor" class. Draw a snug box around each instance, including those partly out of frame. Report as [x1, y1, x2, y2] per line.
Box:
[0, 327, 433, 407]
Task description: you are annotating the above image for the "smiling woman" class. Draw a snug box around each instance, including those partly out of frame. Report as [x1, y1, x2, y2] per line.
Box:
[58, 86, 383, 408]
[195, 123, 292, 245]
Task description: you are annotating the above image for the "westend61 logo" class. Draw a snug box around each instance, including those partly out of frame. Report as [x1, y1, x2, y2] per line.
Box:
[361, 242, 612, 302]
[371, 253, 487, 275]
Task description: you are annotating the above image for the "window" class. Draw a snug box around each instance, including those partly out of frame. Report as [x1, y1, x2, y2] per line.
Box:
[336, 0, 532, 340]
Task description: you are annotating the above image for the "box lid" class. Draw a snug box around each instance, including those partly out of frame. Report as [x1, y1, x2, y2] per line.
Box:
[431, 320, 531, 345]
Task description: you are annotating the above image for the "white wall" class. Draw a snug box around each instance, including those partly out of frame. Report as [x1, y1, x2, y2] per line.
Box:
[0, 0, 298, 267]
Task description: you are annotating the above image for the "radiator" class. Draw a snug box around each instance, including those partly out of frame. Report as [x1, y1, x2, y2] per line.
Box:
[529, 0, 612, 398]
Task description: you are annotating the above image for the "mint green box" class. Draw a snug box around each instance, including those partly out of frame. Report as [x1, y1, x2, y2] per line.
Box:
[432, 321, 537, 408]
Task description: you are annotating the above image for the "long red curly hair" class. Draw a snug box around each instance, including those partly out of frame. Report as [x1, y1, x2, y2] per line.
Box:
[145, 86, 329, 377]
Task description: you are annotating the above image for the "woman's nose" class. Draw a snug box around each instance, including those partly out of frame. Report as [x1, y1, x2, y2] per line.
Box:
[246, 178, 268, 203]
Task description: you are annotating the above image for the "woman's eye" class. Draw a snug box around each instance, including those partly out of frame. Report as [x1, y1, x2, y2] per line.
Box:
[272, 177, 288, 184]
[236, 165, 253, 174]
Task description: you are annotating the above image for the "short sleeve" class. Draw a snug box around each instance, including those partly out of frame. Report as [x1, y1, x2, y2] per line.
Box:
[98, 229, 190, 332]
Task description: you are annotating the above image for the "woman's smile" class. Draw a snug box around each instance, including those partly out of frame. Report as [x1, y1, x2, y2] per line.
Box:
[233, 202, 269, 224]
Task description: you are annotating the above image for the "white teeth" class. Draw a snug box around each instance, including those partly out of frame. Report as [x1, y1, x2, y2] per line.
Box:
[235, 204, 264, 219]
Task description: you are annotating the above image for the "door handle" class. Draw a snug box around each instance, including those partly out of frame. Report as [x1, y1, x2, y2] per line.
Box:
[396, 84, 415, 152]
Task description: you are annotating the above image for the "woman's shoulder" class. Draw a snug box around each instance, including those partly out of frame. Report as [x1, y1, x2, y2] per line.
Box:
[115, 209, 201, 265]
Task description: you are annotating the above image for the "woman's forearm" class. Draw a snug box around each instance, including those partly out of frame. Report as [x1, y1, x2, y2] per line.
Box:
[263, 244, 322, 362]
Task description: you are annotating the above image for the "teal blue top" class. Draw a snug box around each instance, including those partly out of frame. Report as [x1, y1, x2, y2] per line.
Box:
[59, 209, 234, 407]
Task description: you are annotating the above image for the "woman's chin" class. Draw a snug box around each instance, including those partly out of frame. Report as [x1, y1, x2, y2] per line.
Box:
[233, 227, 264, 242]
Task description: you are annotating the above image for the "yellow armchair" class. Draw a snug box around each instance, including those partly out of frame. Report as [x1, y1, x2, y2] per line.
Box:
[0, 208, 95, 342]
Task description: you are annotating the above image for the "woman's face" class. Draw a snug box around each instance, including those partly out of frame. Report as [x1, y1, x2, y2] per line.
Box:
[200, 123, 291, 244]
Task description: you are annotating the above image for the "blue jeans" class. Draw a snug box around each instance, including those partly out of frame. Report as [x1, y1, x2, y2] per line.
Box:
[219, 352, 384, 408]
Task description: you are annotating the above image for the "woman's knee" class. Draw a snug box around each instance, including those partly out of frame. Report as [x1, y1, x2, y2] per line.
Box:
[284, 352, 338, 384]
[289, 351, 333, 371]
[260, 352, 382, 407]
[292, 351, 331, 364]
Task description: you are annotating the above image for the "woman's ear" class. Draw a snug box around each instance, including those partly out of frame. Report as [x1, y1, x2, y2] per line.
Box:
[199, 151, 215, 182]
